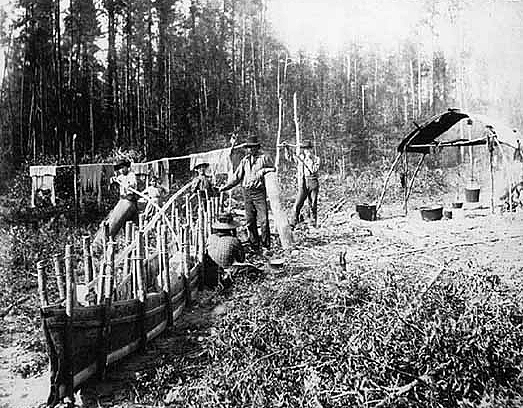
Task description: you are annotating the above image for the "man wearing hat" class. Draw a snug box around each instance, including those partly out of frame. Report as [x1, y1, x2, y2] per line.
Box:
[205, 212, 245, 288]
[191, 161, 217, 199]
[219, 135, 275, 254]
[289, 140, 320, 227]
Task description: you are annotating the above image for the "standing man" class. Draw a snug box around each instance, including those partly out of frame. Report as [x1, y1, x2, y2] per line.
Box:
[289, 140, 320, 227]
[219, 135, 275, 255]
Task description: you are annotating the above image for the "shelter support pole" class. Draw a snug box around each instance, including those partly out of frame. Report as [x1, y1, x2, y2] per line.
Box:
[403, 151, 409, 215]
[406, 154, 426, 202]
[488, 133, 495, 214]
[493, 137, 513, 214]
[376, 152, 402, 214]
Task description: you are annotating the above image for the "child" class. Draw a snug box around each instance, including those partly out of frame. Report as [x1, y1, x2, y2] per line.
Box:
[191, 162, 217, 199]
[142, 175, 165, 220]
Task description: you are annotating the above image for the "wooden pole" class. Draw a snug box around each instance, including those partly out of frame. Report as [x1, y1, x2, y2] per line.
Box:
[131, 223, 137, 299]
[275, 97, 283, 173]
[89, 244, 96, 282]
[156, 221, 163, 289]
[204, 204, 210, 240]
[72, 134, 78, 226]
[96, 259, 106, 304]
[82, 236, 93, 283]
[104, 241, 115, 301]
[135, 229, 146, 351]
[403, 150, 409, 215]
[53, 254, 65, 299]
[175, 206, 181, 250]
[64, 245, 76, 306]
[37, 261, 48, 307]
[123, 221, 133, 281]
[183, 225, 192, 305]
[493, 137, 513, 213]
[161, 224, 173, 326]
[99, 240, 114, 380]
[376, 152, 402, 213]
[406, 154, 426, 202]
[197, 206, 205, 291]
[197, 207, 205, 264]
[102, 221, 109, 251]
[488, 133, 495, 214]
[63, 244, 74, 402]
[293, 92, 300, 157]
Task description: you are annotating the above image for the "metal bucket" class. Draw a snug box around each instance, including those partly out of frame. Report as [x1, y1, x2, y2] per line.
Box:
[465, 188, 480, 203]
[356, 204, 377, 221]
[420, 206, 443, 221]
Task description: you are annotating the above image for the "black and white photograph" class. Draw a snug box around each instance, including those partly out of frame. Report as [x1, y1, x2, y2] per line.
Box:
[0, 0, 523, 406]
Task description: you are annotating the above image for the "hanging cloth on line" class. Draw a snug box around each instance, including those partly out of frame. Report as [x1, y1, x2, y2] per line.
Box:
[189, 148, 234, 176]
[151, 159, 170, 191]
[79, 164, 104, 206]
[29, 166, 57, 207]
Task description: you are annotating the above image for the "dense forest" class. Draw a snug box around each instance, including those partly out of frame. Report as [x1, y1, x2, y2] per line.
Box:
[0, 0, 521, 184]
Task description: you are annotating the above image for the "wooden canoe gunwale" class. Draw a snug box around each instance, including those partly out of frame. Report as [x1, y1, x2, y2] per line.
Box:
[44, 260, 202, 407]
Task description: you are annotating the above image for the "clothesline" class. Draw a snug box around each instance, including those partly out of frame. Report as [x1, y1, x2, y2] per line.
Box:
[39, 143, 247, 169]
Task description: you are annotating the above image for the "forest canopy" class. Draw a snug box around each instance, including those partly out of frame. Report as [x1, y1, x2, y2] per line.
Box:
[0, 0, 521, 181]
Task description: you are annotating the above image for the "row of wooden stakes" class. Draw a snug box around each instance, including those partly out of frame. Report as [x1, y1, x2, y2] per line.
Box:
[35, 191, 229, 311]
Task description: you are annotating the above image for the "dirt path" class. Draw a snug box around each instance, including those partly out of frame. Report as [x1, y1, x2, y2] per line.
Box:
[1, 204, 522, 407]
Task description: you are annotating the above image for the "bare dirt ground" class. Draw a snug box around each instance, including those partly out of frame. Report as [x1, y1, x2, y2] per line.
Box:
[1, 185, 522, 407]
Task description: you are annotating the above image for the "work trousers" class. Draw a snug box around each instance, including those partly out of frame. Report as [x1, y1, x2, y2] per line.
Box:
[243, 187, 270, 249]
[292, 177, 319, 226]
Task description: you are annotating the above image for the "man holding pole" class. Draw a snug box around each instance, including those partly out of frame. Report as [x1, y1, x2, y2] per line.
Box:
[287, 140, 320, 228]
[218, 135, 275, 255]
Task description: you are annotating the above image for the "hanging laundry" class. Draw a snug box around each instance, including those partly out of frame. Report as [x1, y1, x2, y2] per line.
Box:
[190, 148, 233, 176]
[30, 166, 57, 207]
[79, 164, 104, 206]
[131, 162, 149, 175]
[151, 159, 170, 192]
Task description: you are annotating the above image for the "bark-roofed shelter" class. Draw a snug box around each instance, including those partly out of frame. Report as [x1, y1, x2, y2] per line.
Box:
[377, 108, 521, 215]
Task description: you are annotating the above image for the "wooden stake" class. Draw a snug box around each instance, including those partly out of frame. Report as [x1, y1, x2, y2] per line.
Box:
[204, 205, 210, 240]
[63, 244, 74, 403]
[156, 221, 163, 289]
[197, 207, 205, 264]
[183, 225, 192, 305]
[82, 236, 93, 283]
[124, 221, 133, 281]
[135, 229, 146, 351]
[162, 224, 172, 327]
[102, 221, 109, 250]
[131, 223, 137, 299]
[197, 206, 205, 291]
[89, 244, 96, 282]
[104, 241, 115, 301]
[53, 254, 65, 299]
[96, 259, 106, 305]
[37, 260, 48, 307]
[99, 240, 114, 380]
[376, 152, 402, 213]
[64, 245, 76, 307]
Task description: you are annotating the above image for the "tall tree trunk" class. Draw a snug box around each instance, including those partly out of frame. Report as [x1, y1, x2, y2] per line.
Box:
[106, 0, 117, 146]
